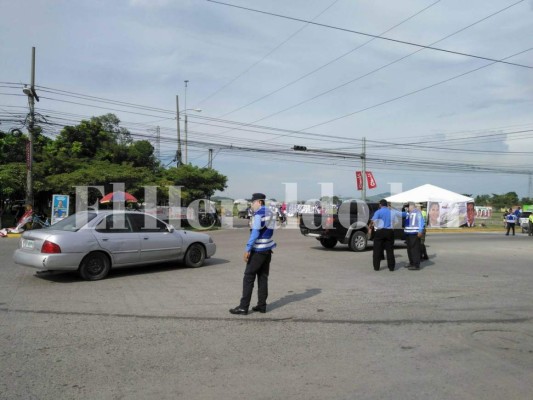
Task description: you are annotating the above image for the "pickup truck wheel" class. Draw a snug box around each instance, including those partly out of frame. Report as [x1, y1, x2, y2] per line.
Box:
[349, 231, 367, 252]
[319, 238, 338, 249]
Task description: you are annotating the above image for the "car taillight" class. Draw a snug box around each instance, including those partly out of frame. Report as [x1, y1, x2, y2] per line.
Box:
[41, 240, 61, 254]
[325, 216, 334, 228]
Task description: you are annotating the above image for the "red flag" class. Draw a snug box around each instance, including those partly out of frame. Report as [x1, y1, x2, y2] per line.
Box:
[366, 171, 377, 189]
[356, 171, 363, 190]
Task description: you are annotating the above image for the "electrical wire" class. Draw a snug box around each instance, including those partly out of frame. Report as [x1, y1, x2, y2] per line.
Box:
[196, 0, 341, 106]
[216, 0, 442, 118]
[207, 0, 532, 69]
[199, 0, 530, 144]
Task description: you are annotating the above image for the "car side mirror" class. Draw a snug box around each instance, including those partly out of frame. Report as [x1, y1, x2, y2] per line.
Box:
[167, 225, 175, 233]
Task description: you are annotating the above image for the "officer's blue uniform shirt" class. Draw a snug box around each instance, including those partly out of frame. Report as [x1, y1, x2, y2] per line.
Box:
[403, 209, 425, 235]
[246, 205, 277, 253]
[372, 207, 393, 229]
[506, 213, 517, 223]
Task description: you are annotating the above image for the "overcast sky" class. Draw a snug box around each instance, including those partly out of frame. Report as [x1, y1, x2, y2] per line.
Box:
[1, 0, 532, 201]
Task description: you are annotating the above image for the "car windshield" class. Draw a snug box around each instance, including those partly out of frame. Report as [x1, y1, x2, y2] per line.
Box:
[47, 212, 98, 232]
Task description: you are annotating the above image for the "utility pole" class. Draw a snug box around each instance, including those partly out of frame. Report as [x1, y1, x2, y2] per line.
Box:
[184, 113, 189, 165]
[208, 148, 213, 169]
[184, 80, 189, 164]
[176, 95, 182, 166]
[361, 137, 366, 201]
[23, 47, 39, 208]
[155, 125, 160, 159]
[528, 172, 532, 199]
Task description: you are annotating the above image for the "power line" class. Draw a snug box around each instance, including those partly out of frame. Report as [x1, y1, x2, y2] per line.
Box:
[217, 0, 442, 118]
[199, 0, 529, 145]
[207, 0, 532, 69]
[301, 48, 533, 132]
[196, 0, 341, 106]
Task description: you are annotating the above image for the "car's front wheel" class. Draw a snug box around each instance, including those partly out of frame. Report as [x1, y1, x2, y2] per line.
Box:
[79, 252, 111, 281]
[184, 243, 206, 268]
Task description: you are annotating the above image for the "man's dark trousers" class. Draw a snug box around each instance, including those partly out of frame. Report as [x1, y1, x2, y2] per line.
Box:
[406, 234, 421, 268]
[506, 223, 515, 235]
[240, 251, 271, 310]
[373, 229, 395, 270]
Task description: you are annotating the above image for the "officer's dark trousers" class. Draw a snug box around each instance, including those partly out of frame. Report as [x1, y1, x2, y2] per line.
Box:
[406, 235, 421, 267]
[506, 223, 515, 235]
[373, 229, 395, 270]
[529, 221, 533, 236]
[240, 250, 271, 310]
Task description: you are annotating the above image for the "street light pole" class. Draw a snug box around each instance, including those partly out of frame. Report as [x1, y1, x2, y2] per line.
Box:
[176, 95, 182, 166]
[183, 108, 201, 165]
[184, 80, 189, 164]
[184, 113, 188, 164]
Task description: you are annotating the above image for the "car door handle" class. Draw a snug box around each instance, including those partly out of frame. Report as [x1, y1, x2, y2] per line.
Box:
[102, 238, 109, 241]
[143, 237, 149, 240]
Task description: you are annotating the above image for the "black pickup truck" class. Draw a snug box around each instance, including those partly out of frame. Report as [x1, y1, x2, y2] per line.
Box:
[299, 200, 404, 251]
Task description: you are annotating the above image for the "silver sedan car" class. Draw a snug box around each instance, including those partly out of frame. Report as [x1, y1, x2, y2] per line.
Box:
[13, 210, 216, 281]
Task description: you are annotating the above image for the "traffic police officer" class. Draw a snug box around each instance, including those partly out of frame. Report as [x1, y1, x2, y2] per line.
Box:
[230, 193, 276, 315]
[403, 202, 425, 270]
[370, 199, 397, 271]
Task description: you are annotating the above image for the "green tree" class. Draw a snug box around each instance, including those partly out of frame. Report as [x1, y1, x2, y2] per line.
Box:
[0, 129, 27, 164]
[490, 192, 519, 209]
[474, 194, 491, 205]
[1, 114, 228, 213]
[0, 163, 26, 200]
[128, 140, 158, 170]
[160, 165, 227, 205]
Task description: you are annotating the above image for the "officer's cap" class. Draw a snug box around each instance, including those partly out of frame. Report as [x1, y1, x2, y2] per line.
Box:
[251, 193, 266, 202]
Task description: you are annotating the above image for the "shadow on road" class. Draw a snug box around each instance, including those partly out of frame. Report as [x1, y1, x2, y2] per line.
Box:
[267, 288, 322, 311]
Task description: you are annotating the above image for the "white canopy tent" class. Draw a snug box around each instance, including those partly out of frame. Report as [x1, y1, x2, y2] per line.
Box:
[385, 184, 474, 204]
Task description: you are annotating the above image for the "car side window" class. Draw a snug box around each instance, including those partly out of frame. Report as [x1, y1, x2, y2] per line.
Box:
[95, 214, 133, 233]
[129, 213, 167, 233]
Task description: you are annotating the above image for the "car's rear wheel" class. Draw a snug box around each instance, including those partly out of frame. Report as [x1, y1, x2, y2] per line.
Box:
[319, 237, 338, 249]
[184, 243, 206, 268]
[79, 252, 111, 281]
[349, 231, 367, 252]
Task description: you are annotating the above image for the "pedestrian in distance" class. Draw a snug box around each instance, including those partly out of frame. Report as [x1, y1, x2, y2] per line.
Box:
[369, 199, 397, 271]
[505, 208, 517, 236]
[230, 193, 276, 315]
[403, 202, 425, 270]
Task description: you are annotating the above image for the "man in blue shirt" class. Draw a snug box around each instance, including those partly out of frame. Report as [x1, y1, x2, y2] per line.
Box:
[230, 193, 276, 315]
[403, 202, 425, 270]
[370, 199, 397, 271]
[505, 208, 517, 236]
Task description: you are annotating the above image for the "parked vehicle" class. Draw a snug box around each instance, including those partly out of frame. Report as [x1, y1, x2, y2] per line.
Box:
[238, 207, 252, 219]
[13, 210, 216, 281]
[299, 200, 404, 251]
[519, 211, 531, 233]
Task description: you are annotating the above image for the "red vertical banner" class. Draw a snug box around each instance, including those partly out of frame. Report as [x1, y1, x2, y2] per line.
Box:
[366, 171, 377, 189]
[356, 171, 363, 190]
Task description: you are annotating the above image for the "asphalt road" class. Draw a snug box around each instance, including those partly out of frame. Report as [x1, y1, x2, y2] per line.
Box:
[1, 222, 532, 400]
